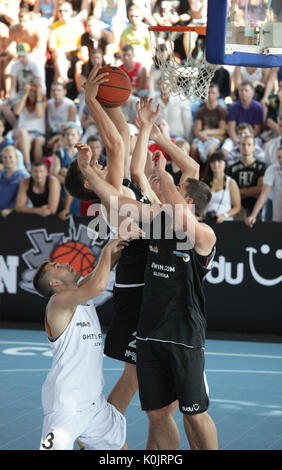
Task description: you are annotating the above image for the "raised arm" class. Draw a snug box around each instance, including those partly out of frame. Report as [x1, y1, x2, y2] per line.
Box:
[84, 66, 124, 192]
[154, 153, 216, 256]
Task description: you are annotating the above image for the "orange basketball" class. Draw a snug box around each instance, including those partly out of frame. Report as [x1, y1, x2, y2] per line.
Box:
[49, 241, 95, 276]
[96, 65, 132, 108]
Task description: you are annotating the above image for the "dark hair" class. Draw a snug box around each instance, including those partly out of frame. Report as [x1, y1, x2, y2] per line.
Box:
[65, 159, 100, 202]
[184, 178, 212, 217]
[239, 80, 254, 90]
[236, 122, 254, 133]
[204, 151, 227, 183]
[87, 135, 102, 145]
[121, 44, 134, 54]
[33, 260, 53, 298]
[32, 161, 47, 168]
[209, 82, 220, 92]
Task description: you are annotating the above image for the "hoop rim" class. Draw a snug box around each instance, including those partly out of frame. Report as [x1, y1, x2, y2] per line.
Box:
[148, 25, 206, 36]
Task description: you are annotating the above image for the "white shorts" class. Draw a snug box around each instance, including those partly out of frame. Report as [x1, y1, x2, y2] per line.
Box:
[39, 394, 126, 450]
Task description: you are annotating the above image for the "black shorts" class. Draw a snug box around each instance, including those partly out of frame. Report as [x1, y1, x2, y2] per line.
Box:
[104, 286, 143, 364]
[136, 339, 210, 414]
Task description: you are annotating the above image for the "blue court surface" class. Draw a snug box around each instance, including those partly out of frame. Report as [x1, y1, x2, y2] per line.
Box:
[0, 327, 282, 451]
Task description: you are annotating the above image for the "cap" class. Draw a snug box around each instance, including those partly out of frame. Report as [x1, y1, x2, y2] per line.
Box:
[17, 42, 31, 56]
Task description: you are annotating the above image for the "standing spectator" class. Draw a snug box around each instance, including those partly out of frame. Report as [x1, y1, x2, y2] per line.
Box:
[7, 42, 46, 99]
[222, 80, 264, 156]
[226, 135, 266, 220]
[119, 44, 147, 96]
[33, 0, 59, 25]
[13, 82, 46, 168]
[119, 5, 152, 72]
[152, 86, 193, 142]
[203, 151, 241, 223]
[191, 83, 227, 165]
[0, 145, 29, 217]
[15, 160, 62, 216]
[48, 1, 85, 85]
[246, 146, 282, 225]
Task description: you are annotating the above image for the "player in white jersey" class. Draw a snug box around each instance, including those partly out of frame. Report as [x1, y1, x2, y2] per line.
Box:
[33, 238, 129, 450]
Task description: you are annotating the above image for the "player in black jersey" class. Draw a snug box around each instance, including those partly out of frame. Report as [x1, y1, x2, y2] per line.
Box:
[76, 95, 218, 449]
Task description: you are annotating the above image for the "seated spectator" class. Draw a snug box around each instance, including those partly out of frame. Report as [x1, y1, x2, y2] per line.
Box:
[8, 8, 48, 67]
[0, 20, 14, 99]
[92, 0, 128, 54]
[119, 44, 148, 96]
[48, 1, 85, 86]
[151, 85, 193, 142]
[191, 83, 227, 165]
[233, 66, 272, 103]
[222, 80, 264, 156]
[13, 82, 46, 169]
[79, 15, 114, 64]
[226, 135, 266, 220]
[15, 160, 63, 216]
[152, 0, 192, 62]
[0, 116, 14, 154]
[166, 137, 190, 185]
[202, 151, 241, 224]
[75, 48, 105, 121]
[46, 81, 78, 150]
[263, 78, 282, 141]
[120, 93, 139, 125]
[33, 0, 59, 26]
[119, 5, 152, 72]
[227, 123, 265, 166]
[50, 122, 81, 218]
[246, 146, 282, 225]
[264, 113, 282, 167]
[0, 145, 29, 218]
[148, 118, 175, 163]
[212, 65, 231, 102]
[87, 135, 107, 168]
[6, 42, 46, 99]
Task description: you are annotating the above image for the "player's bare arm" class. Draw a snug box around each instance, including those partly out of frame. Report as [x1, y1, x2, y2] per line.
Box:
[154, 153, 216, 256]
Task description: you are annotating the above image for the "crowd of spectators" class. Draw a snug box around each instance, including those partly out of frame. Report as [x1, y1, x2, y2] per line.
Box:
[0, 0, 281, 225]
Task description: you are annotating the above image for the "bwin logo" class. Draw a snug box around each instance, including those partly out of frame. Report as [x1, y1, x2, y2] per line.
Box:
[182, 404, 200, 412]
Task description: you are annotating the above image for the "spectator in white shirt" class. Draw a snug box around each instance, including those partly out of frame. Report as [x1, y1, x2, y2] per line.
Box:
[264, 114, 282, 167]
[245, 146, 282, 225]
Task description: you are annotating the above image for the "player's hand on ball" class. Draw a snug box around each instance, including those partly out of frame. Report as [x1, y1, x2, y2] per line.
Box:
[84, 64, 109, 104]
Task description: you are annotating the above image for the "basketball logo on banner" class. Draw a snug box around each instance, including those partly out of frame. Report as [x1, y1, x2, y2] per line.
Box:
[19, 216, 113, 305]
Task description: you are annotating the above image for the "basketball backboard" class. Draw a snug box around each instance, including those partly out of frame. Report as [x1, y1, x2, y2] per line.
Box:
[206, 0, 282, 67]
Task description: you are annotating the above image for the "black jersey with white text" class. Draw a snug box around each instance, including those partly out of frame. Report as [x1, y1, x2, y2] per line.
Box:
[115, 179, 151, 286]
[137, 212, 216, 348]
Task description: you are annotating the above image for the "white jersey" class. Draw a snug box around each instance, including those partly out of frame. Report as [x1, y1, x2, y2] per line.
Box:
[42, 300, 105, 415]
[47, 97, 76, 133]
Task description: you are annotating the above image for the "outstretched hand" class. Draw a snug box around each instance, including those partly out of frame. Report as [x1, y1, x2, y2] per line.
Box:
[135, 96, 160, 129]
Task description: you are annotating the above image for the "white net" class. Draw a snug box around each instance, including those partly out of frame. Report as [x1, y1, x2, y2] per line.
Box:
[149, 28, 218, 102]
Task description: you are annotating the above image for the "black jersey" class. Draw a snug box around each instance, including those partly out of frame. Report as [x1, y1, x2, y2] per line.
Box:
[226, 159, 266, 212]
[115, 179, 151, 286]
[137, 212, 215, 348]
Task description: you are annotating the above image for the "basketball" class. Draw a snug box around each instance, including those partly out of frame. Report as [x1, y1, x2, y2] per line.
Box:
[96, 65, 132, 108]
[49, 241, 95, 276]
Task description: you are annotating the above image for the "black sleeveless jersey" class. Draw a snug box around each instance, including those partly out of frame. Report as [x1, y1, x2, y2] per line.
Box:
[115, 179, 151, 286]
[137, 212, 216, 347]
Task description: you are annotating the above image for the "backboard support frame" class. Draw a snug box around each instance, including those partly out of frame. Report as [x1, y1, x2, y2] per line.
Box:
[206, 0, 282, 67]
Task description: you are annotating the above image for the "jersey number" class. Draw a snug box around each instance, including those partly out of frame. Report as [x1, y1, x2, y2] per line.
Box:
[128, 331, 137, 349]
[42, 432, 54, 449]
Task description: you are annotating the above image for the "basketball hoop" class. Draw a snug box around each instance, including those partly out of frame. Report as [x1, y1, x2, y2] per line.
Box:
[149, 25, 218, 102]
